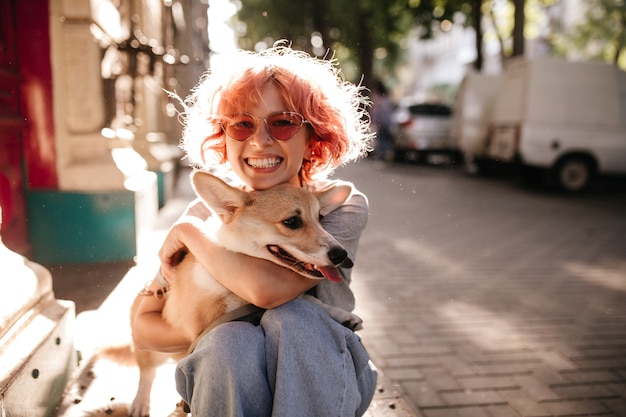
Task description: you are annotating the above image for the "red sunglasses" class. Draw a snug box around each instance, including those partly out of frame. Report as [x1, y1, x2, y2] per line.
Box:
[220, 112, 308, 141]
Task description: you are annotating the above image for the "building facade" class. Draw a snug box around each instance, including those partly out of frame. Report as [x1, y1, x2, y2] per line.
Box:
[0, 0, 208, 263]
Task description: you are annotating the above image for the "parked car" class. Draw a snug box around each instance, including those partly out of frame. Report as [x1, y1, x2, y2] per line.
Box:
[391, 101, 454, 163]
[482, 57, 626, 192]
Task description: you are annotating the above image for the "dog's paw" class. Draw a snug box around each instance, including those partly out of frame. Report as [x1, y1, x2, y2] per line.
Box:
[331, 308, 363, 331]
[129, 399, 151, 417]
[83, 403, 130, 417]
[300, 294, 364, 331]
[342, 313, 364, 331]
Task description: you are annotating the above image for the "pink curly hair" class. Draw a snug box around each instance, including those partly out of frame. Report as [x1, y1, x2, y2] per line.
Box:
[178, 42, 373, 183]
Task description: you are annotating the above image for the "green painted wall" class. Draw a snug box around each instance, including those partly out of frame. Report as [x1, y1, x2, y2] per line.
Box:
[26, 190, 137, 264]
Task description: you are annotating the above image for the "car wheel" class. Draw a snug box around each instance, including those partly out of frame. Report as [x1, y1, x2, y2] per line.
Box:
[393, 150, 407, 162]
[462, 153, 480, 174]
[553, 156, 593, 192]
[463, 154, 489, 175]
[406, 150, 424, 164]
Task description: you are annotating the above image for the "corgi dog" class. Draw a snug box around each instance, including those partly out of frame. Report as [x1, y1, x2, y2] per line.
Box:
[128, 170, 363, 417]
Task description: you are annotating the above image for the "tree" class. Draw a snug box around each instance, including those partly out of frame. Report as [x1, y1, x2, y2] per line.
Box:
[512, 0, 525, 56]
[234, 0, 546, 83]
[553, 0, 626, 68]
[236, 0, 436, 85]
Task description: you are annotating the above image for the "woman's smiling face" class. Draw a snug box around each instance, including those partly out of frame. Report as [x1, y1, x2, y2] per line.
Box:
[225, 83, 311, 190]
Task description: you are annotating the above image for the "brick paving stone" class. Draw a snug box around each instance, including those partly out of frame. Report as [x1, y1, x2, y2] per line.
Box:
[436, 356, 477, 378]
[570, 357, 626, 370]
[391, 328, 423, 345]
[551, 345, 590, 361]
[385, 367, 425, 381]
[456, 376, 519, 391]
[439, 390, 507, 407]
[577, 348, 626, 359]
[607, 382, 626, 396]
[535, 351, 578, 371]
[470, 362, 537, 376]
[510, 375, 560, 402]
[561, 370, 623, 383]
[402, 380, 447, 408]
[371, 337, 407, 356]
[603, 397, 626, 415]
[455, 344, 491, 363]
[497, 390, 551, 416]
[410, 332, 472, 345]
[539, 398, 614, 416]
[550, 383, 619, 399]
[420, 368, 463, 391]
[386, 356, 439, 368]
[529, 364, 568, 385]
[484, 405, 524, 417]
[402, 344, 454, 356]
[422, 406, 491, 417]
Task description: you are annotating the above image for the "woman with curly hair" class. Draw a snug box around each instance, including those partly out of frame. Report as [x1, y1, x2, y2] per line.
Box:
[132, 42, 377, 416]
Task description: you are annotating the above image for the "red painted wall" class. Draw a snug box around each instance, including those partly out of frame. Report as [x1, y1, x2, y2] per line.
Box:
[16, 0, 58, 189]
[0, 0, 57, 253]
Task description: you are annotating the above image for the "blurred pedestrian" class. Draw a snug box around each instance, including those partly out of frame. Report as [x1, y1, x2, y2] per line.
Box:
[370, 79, 394, 161]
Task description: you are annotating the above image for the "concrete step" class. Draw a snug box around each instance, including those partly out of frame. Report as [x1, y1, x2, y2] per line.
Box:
[0, 233, 76, 417]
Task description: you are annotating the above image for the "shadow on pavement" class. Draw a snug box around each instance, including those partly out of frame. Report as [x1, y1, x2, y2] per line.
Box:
[48, 260, 136, 314]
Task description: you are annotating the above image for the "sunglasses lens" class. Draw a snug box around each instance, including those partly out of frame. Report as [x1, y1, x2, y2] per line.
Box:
[224, 115, 256, 141]
[267, 113, 304, 141]
[222, 113, 305, 141]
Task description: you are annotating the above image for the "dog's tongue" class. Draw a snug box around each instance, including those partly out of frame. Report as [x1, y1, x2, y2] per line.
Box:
[319, 266, 342, 283]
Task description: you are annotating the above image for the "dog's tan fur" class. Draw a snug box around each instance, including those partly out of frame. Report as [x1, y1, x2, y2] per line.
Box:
[127, 170, 362, 417]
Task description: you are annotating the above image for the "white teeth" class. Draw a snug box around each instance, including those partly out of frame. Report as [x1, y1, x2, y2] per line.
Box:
[247, 157, 281, 168]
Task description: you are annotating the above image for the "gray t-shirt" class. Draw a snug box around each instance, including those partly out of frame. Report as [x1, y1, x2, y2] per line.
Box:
[304, 179, 368, 312]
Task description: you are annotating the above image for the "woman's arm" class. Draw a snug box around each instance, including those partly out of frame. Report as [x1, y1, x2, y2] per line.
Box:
[131, 279, 192, 352]
[132, 198, 315, 353]
[133, 186, 367, 352]
[160, 217, 318, 309]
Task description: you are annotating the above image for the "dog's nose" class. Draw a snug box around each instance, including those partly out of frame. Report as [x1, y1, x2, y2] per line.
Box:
[328, 247, 348, 266]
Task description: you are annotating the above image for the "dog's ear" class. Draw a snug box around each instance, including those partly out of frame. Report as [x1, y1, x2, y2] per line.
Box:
[317, 183, 353, 217]
[191, 171, 247, 223]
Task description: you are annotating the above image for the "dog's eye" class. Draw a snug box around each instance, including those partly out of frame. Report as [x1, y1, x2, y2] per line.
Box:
[283, 216, 303, 230]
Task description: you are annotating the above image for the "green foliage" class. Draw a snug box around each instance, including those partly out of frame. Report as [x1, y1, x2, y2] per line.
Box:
[233, 0, 567, 84]
[552, 0, 626, 68]
[235, 0, 470, 84]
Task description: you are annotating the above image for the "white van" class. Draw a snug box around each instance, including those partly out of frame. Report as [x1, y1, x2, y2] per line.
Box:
[449, 72, 502, 173]
[484, 57, 626, 192]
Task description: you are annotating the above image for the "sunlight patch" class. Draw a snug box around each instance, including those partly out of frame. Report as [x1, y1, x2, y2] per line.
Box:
[563, 261, 626, 292]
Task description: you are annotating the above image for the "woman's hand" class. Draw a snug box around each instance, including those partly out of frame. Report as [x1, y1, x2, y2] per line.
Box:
[158, 217, 207, 282]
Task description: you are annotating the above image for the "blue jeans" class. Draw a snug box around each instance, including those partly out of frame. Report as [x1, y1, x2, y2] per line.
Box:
[375, 127, 394, 161]
[175, 298, 378, 416]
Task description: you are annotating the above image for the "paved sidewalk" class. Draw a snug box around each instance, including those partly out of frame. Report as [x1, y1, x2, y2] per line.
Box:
[339, 160, 626, 417]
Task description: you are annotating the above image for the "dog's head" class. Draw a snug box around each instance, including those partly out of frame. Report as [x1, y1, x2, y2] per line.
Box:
[191, 170, 354, 282]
